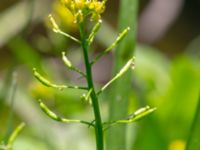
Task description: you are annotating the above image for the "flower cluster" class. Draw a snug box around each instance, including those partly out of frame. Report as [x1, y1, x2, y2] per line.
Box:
[60, 0, 106, 23]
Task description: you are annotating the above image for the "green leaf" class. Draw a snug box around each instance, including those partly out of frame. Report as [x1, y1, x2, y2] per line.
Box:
[106, 0, 138, 150]
[186, 92, 200, 150]
[8, 37, 42, 71]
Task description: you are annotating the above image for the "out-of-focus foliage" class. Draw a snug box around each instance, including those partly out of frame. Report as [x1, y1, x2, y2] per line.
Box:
[51, 1, 75, 31]
[132, 45, 200, 150]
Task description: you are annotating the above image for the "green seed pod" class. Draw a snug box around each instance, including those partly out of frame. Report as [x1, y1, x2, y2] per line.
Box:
[98, 56, 135, 94]
[48, 14, 60, 33]
[88, 21, 101, 44]
[62, 52, 72, 68]
[33, 68, 53, 87]
[38, 99, 60, 121]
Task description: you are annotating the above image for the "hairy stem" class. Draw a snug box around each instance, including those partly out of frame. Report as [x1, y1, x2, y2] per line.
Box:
[79, 23, 104, 150]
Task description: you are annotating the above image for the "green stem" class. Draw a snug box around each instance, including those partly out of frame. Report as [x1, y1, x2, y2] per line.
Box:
[79, 23, 104, 150]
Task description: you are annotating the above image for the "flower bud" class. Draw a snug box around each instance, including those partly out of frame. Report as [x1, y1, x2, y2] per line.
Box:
[75, 0, 84, 10]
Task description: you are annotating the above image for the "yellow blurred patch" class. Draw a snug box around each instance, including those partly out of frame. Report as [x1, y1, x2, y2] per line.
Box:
[50, 1, 77, 32]
[168, 140, 186, 150]
[29, 82, 54, 100]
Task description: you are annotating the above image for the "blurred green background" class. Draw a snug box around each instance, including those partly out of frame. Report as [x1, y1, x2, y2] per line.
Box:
[0, 0, 200, 150]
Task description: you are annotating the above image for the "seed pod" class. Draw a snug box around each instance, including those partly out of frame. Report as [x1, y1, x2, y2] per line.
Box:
[62, 52, 72, 68]
[48, 14, 60, 33]
[33, 68, 53, 87]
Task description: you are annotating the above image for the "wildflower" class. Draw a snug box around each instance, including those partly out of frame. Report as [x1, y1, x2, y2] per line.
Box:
[59, 0, 106, 23]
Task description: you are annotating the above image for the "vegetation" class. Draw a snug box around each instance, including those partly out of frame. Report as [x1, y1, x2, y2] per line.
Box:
[0, 0, 199, 150]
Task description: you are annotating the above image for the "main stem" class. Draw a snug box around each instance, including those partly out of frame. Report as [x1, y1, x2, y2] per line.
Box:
[79, 23, 104, 150]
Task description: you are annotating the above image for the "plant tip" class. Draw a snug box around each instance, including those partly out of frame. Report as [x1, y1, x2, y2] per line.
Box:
[62, 51, 65, 55]
[37, 99, 42, 103]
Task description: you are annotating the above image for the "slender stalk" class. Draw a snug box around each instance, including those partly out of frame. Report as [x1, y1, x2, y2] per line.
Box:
[6, 122, 25, 150]
[38, 99, 94, 127]
[79, 23, 104, 150]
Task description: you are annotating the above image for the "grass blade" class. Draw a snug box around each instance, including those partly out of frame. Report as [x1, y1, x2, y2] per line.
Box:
[186, 91, 200, 150]
[106, 0, 138, 150]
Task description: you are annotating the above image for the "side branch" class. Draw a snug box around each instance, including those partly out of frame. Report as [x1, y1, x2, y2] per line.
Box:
[103, 106, 156, 130]
[33, 68, 88, 90]
[5, 122, 25, 150]
[38, 99, 94, 127]
[91, 27, 130, 65]
[62, 52, 86, 78]
[81, 88, 93, 104]
[48, 14, 81, 44]
[87, 21, 102, 45]
[97, 56, 135, 95]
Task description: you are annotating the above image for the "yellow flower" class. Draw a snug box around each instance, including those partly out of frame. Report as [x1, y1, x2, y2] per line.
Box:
[95, 1, 105, 14]
[74, 0, 84, 10]
[59, 0, 106, 23]
[51, 1, 76, 31]
[168, 140, 185, 150]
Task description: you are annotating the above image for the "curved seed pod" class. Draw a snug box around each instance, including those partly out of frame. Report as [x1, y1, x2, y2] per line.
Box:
[38, 99, 92, 126]
[33, 68, 87, 90]
[103, 106, 156, 130]
[62, 52, 72, 68]
[127, 106, 151, 119]
[33, 68, 54, 87]
[125, 107, 157, 122]
[91, 27, 130, 65]
[105, 27, 130, 53]
[98, 56, 135, 94]
[48, 14, 80, 43]
[38, 99, 65, 122]
[88, 21, 102, 45]
[48, 14, 60, 33]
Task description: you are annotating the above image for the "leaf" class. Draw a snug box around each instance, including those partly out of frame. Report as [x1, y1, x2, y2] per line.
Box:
[186, 92, 200, 150]
[106, 0, 138, 150]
